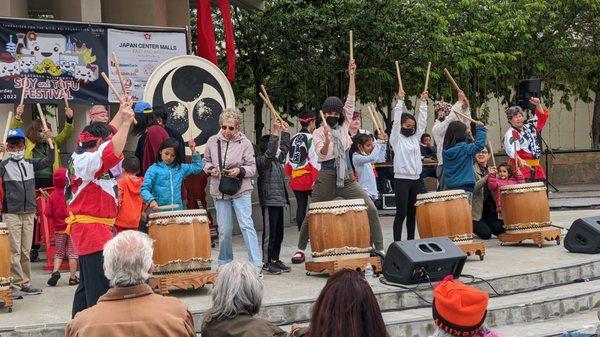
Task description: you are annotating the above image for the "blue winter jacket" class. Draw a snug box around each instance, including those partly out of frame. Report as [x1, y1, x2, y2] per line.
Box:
[141, 153, 203, 210]
[442, 124, 487, 190]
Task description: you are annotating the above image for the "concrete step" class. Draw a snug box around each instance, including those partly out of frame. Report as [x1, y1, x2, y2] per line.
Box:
[494, 310, 599, 337]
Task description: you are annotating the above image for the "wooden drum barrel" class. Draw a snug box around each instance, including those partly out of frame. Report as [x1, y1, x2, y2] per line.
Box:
[416, 190, 473, 243]
[147, 209, 212, 275]
[308, 199, 372, 262]
[0, 223, 11, 290]
[500, 182, 551, 234]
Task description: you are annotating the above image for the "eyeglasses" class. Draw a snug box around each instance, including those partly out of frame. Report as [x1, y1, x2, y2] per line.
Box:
[221, 125, 235, 131]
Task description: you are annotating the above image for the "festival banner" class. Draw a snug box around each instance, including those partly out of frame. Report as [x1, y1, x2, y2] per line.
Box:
[106, 29, 187, 103]
[0, 17, 186, 104]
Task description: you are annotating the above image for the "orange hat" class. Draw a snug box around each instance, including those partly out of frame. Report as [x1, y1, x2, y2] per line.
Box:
[432, 276, 489, 337]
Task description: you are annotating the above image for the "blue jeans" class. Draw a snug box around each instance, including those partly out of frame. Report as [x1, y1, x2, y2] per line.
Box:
[214, 193, 262, 267]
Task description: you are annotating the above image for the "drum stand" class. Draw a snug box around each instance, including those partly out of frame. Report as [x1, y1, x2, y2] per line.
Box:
[305, 256, 383, 276]
[499, 228, 561, 248]
[149, 272, 217, 295]
[0, 288, 13, 312]
[456, 242, 486, 261]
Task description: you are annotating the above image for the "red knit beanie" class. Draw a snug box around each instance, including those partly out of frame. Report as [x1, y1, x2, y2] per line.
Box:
[432, 275, 489, 337]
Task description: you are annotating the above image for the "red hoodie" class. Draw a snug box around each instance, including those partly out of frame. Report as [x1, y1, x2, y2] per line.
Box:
[45, 168, 69, 232]
[116, 173, 145, 230]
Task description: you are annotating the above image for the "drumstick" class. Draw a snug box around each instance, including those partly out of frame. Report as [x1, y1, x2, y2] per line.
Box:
[319, 110, 327, 126]
[395, 60, 403, 92]
[58, 78, 70, 109]
[424, 61, 431, 92]
[259, 92, 282, 122]
[488, 142, 497, 167]
[443, 68, 462, 93]
[111, 52, 128, 95]
[1, 111, 13, 154]
[452, 108, 478, 124]
[157, 204, 179, 211]
[36, 103, 54, 150]
[349, 30, 355, 76]
[19, 76, 27, 106]
[101, 72, 123, 103]
[514, 142, 520, 170]
[368, 105, 382, 134]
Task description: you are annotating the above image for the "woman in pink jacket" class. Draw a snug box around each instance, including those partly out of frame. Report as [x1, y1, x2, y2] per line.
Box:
[487, 163, 525, 217]
[203, 108, 261, 268]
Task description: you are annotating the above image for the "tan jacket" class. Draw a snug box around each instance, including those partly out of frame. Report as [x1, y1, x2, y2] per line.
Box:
[472, 163, 489, 221]
[65, 284, 196, 337]
[201, 311, 288, 337]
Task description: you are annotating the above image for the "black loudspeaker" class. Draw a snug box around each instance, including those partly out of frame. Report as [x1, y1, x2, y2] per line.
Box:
[516, 79, 541, 111]
[383, 237, 467, 285]
[565, 217, 600, 254]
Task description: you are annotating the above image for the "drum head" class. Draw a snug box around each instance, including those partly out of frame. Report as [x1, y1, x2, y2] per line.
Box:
[309, 199, 366, 209]
[500, 181, 545, 192]
[148, 209, 207, 220]
[417, 190, 466, 200]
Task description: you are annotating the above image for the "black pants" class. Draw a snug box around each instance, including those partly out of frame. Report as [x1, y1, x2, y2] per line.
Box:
[72, 251, 110, 318]
[393, 178, 421, 241]
[262, 206, 284, 263]
[293, 190, 311, 231]
[473, 206, 505, 240]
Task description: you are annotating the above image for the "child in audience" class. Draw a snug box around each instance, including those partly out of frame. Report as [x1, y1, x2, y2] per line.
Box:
[115, 156, 145, 232]
[351, 132, 387, 202]
[142, 138, 202, 211]
[46, 167, 79, 287]
[442, 120, 487, 202]
[487, 163, 525, 218]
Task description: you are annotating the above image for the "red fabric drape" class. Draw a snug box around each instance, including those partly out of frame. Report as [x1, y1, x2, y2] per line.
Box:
[195, 0, 236, 82]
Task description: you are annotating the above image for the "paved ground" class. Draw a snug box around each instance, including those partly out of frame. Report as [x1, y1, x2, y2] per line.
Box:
[1, 208, 598, 331]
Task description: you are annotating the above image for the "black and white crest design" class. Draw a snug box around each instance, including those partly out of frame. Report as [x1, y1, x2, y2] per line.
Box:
[143, 55, 235, 154]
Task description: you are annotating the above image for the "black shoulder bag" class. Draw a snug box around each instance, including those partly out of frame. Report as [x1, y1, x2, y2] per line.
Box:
[217, 139, 242, 196]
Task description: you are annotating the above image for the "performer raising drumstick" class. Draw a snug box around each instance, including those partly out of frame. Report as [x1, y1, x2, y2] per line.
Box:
[503, 97, 550, 181]
[389, 88, 429, 241]
[291, 60, 384, 264]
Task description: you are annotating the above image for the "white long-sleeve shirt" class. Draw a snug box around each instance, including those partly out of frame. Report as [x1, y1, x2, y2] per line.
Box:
[431, 101, 472, 165]
[389, 100, 428, 180]
[352, 140, 386, 199]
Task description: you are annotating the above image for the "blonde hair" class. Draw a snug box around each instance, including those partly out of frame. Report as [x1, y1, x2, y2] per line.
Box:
[219, 108, 243, 130]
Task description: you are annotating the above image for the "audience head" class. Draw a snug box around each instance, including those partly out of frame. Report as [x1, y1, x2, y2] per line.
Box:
[497, 163, 514, 180]
[475, 146, 491, 167]
[5, 128, 26, 160]
[219, 108, 243, 140]
[505, 106, 525, 129]
[434, 101, 452, 121]
[400, 113, 416, 137]
[78, 122, 113, 152]
[202, 261, 263, 327]
[349, 111, 361, 130]
[26, 119, 51, 144]
[157, 138, 181, 167]
[258, 134, 271, 154]
[321, 96, 344, 128]
[443, 121, 467, 150]
[421, 133, 432, 146]
[88, 105, 109, 123]
[432, 276, 489, 337]
[298, 106, 317, 132]
[123, 156, 141, 175]
[352, 133, 375, 156]
[103, 231, 154, 288]
[306, 269, 389, 337]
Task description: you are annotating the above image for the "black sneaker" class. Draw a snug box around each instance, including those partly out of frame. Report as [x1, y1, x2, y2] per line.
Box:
[272, 260, 291, 272]
[47, 271, 61, 286]
[21, 286, 43, 295]
[262, 263, 282, 275]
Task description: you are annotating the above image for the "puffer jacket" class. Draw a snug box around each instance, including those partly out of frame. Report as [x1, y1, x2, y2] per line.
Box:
[0, 146, 54, 214]
[257, 132, 290, 207]
[141, 153, 202, 210]
[203, 131, 256, 200]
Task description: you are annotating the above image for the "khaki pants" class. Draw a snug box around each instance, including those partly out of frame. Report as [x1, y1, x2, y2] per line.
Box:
[5, 213, 35, 289]
[297, 169, 384, 251]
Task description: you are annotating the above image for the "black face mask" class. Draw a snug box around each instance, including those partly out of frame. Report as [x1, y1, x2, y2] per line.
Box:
[401, 127, 416, 137]
[326, 116, 339, 129]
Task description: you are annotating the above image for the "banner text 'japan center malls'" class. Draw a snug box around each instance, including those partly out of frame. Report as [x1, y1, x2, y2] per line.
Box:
[0, 17, 187, 104]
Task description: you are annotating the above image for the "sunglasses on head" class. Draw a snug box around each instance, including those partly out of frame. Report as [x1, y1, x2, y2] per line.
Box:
[221, 125, 235, 131]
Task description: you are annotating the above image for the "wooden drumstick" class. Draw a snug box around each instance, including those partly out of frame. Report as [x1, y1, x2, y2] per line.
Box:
[319, 110, 327, 126]
[349, 30, 354, 60]
[443, 68, 462, 93]
[112, 52, 128, 95]
[1, 110, 13, 154]
[424, 61, 431, 92]
[488, 142, 497, 167]
[368, 105, 382, 134]
[19, 76, 28, 106]
[395, 60, 403, 92]
[259, 86, 282, 121]
[36, 103, 54, 150]
[101, 72, 123, 103]
[514, 142, 520, 170]
[58, 78, 70, 109]
[452, 108, 477, 124]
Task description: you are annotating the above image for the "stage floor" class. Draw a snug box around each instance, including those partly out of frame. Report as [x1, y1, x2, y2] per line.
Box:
[1, 208, 599, 334]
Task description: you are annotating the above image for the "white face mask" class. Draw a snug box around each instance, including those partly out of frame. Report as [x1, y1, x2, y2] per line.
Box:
[8, 150, 25, 161]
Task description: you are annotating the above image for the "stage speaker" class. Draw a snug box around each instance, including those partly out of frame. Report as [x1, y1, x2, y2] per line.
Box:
[565, 217, 600, 254]
[383, 237, 467, 285]
[516, 79, 541, 111]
